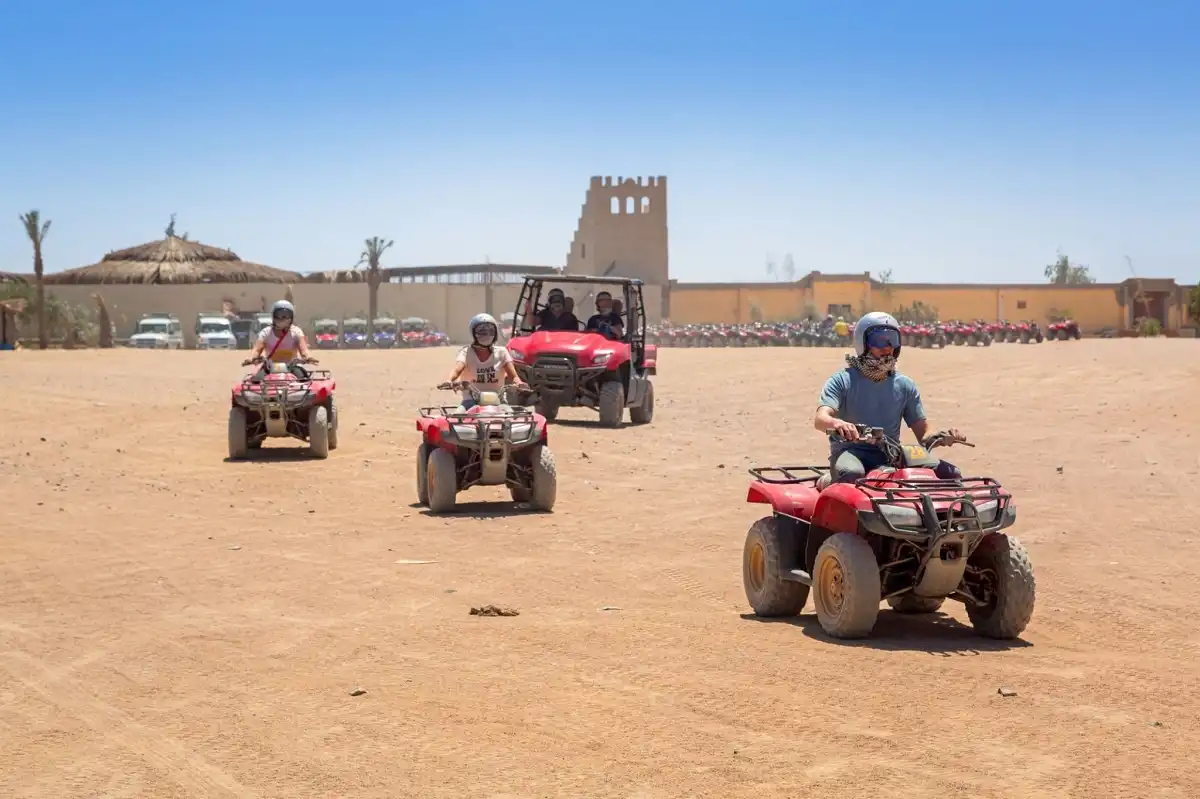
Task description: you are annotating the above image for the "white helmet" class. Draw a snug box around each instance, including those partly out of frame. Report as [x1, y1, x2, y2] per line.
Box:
[468, 312, 498, 343]
[271, 300, 295, 327]
[852, 311, 901, 357]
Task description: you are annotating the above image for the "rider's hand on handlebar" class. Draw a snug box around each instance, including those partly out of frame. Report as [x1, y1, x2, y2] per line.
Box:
[829, 419, 860, 442]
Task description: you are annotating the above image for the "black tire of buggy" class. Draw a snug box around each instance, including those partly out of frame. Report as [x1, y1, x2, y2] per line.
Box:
[598, 381, 624, 427]
[629, 381, 654, 424]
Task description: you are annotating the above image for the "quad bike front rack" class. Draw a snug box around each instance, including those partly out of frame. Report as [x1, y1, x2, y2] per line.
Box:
[855, 476, 1013, 540]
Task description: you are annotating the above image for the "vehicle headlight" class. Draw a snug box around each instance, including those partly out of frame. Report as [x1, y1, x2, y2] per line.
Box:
[509, 349, 524, 362]
[592, 350, 613, 366]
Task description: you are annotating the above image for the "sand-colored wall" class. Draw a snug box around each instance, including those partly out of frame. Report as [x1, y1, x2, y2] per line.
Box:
[667, 280, 1175, 332]
[42, 281, 661, 346]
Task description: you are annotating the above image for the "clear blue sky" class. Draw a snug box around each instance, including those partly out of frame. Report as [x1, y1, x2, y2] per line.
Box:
[1, 0, 1197, 284]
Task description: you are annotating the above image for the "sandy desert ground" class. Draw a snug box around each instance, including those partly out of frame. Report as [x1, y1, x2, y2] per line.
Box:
[2, 340, 1199, 799]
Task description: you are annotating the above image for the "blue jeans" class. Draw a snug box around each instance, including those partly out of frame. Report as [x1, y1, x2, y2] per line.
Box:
[460, 397, 477, 411]
[830, 448, 960, 483]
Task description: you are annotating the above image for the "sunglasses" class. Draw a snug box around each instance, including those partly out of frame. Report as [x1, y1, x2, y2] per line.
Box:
[865, 328, 900, 349]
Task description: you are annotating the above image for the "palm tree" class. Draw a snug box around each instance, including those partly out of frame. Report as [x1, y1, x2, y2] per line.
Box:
[357, 236, 393, 339]
[19, 210, 51, 349]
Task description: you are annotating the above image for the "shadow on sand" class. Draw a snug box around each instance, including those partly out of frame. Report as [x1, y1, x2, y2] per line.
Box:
[223, 446, 319, 463]
[739, 610, 1034, 656]
[410, 501, 550, 520]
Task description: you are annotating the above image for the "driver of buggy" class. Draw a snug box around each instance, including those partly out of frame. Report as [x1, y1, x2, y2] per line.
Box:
[528, 288, 582, 332]
[245, 299, 316, 378]
[813, 311, 964, 485]
[585, 291, 624, 340]
[445, 313, 528, 410]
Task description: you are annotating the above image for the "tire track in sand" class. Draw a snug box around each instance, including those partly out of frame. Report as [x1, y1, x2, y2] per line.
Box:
[1, 652, 258, 799]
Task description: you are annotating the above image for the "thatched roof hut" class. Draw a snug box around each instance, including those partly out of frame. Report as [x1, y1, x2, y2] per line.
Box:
[44, 235, 302, 285]
[303, 268, 367, 284]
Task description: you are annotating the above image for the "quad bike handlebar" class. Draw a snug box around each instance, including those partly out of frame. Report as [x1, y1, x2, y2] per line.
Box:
[829, 424, 973, 468]
[242, 355, 320, 367]
[438, 381, 530, 406]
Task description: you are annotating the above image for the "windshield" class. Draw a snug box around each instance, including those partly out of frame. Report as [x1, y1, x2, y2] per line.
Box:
[345, 324, 367, 334]
[520, 282, 628, 332]
[402, 321, 426, 332]
[137, 322, 169, 335]
[376, 324, 397, 333]
[199, 322, 229, 334]
[316, 324, 338, 334]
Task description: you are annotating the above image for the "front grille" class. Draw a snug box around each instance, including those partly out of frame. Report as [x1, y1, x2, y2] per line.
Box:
[532, 355, 577, 392]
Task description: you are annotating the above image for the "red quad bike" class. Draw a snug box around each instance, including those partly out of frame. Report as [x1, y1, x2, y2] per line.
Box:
[228, 356, 339, 459]
[1016, 320, 1044, 344]
[505, 275, 656, 428]
[1047, 319, 1082, 341]
[415, 382, 556, 514]
[741, 425, 1035, 640]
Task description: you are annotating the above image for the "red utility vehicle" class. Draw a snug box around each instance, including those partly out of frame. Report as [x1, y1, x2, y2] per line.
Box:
[505, 275, 657, 427]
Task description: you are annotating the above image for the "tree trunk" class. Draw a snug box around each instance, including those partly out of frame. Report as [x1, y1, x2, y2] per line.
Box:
[367, 268, 381, 341]
[35, 256, 48, 350]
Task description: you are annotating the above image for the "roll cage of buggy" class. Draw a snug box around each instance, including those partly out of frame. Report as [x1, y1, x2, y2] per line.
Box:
[506, 275, 656, 427]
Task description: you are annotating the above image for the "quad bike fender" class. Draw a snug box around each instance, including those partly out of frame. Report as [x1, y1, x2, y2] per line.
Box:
[416, 417, 452, 449]
[747, 481, 820, 520]
[812, 483, 871, 534]
[532, 416, 550, 446]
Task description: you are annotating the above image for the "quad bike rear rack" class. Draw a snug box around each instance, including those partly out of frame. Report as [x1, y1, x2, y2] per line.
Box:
[747, 465, 829, 484]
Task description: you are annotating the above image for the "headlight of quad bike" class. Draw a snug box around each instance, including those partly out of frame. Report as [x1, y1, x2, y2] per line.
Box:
[970, 499, 1001, 524]
[451, 424, 478, 441]
[508, 348, 524, 362]
[878, 504, 922, 527]
[591, 350, 614, 366]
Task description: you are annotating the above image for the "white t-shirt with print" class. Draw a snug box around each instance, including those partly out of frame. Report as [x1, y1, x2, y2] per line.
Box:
[257, 325, 305, 363]
[455, 344, 512, 399]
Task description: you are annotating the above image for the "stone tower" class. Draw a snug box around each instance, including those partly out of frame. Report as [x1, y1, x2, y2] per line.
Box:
[565, 176, 669, 313]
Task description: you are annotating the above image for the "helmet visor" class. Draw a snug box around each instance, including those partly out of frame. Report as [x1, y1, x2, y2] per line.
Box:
[865, 327, 900, 350]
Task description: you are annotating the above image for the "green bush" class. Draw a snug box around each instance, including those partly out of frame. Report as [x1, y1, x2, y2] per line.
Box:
[1137, 317, 1162, 337]
[0, 283, 97, 343]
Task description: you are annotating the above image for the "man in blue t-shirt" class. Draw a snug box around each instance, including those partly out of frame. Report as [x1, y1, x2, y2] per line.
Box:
[814, 311, 964, 484]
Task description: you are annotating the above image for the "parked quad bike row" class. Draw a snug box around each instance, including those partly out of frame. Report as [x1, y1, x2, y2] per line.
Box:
[649, 318, 1083, 348]
[224, 275, 1037, 644]
[311, 327, 451, 349]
